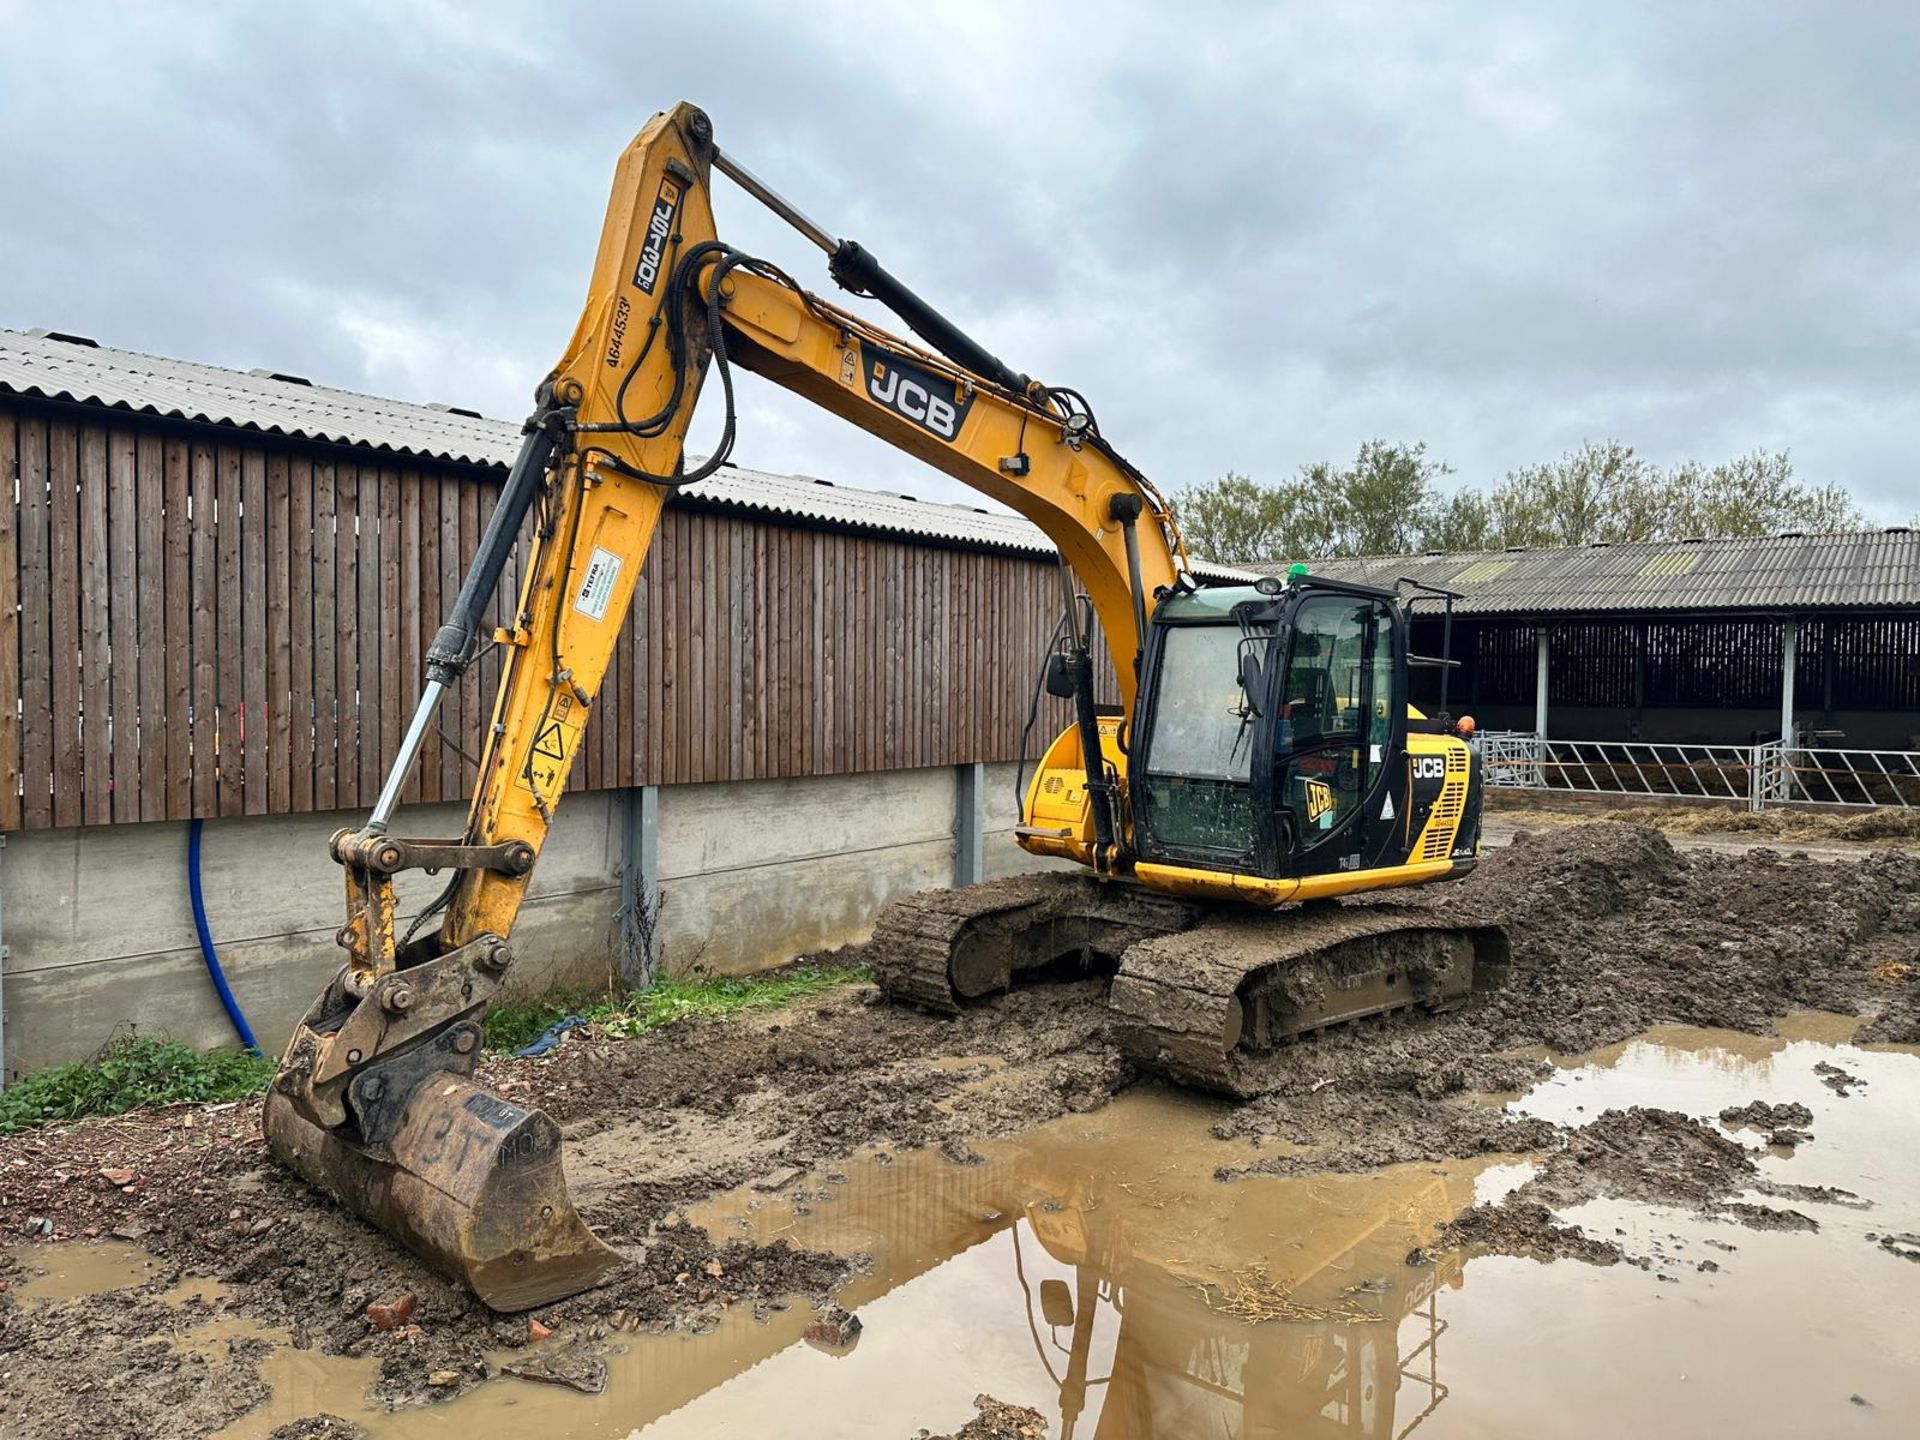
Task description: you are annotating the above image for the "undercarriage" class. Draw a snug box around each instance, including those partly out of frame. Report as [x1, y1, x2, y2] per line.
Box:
[869, 873, 1510, 1097]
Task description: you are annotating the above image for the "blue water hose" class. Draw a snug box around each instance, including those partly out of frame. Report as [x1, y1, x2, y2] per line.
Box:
[188, 817, 260, 1054]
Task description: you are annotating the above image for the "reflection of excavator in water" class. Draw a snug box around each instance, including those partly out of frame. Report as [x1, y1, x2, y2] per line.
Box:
[1006, 1145, 1473, 1440]
[262, 102, 1505, 1311]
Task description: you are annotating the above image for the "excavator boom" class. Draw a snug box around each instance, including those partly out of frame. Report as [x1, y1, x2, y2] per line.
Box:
[265, 101, 1498, 1310]
[263, 102, 1190, 1308]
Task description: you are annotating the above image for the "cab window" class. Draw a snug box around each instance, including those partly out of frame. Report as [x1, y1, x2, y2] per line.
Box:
[1276, 599, 1373, 843]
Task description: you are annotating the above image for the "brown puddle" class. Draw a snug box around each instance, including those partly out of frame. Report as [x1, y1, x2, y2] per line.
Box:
[36, 1021, 1920, 1438]
[5, 1237, 160, 1303]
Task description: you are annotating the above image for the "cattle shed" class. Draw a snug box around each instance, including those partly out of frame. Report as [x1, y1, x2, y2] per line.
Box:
[1255, 533, 1920, 751]
[0, 325, 1176, 1074]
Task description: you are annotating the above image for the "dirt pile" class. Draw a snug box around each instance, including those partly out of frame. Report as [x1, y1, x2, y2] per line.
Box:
[1, 823, 1915, 1436]
[1453, 824, 1920, 1052]
[1214, 824, 1919, 1176]
[913, 1395, 1048, 1440]
[1490, 797, 1920, 846]
[1431, 1105, 1835, 1266]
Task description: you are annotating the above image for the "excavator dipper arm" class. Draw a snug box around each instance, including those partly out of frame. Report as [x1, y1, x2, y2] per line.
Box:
[264, 101, 1186, 1309]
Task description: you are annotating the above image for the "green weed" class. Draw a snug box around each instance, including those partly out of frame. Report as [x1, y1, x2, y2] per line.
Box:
[600, 962, 870, 1037]
[485, 961, 871, 1051]
[0, 1036, 275, 1134]
[482, 993, 608, 1053]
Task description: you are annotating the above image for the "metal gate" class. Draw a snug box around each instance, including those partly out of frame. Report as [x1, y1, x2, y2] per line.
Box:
[1480, 733, 1920, 812]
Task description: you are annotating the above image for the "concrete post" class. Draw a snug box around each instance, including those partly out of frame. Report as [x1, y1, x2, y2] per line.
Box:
[617, 785, 661, 988]
[1781, 616, 1799, 748]
[1534, 627, 1550, 741]
[954, 762, 986, 888]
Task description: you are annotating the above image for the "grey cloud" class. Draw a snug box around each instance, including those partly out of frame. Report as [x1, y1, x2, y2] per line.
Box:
[1, 1, 1912, 521]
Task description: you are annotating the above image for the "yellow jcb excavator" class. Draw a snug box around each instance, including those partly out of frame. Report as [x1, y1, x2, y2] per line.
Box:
[262, 102, 1504, 1311]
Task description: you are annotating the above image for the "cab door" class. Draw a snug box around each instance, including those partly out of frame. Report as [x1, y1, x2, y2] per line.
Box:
[1273, 596, 1400, 876]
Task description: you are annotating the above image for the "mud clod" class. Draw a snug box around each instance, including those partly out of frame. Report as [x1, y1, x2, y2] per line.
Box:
[1873, 1232, 1920, 1263]
[265, 1419, 372, 1440]
[1719, 1100, 1814, 1130]
[1429, 1200, 1624, 1266]
[913, 1394, 1048, 1439]
[1726, 1204, 1820, 1232]
[1814, 1062, 1866, 1096]
[802, 1301, 862, 1352]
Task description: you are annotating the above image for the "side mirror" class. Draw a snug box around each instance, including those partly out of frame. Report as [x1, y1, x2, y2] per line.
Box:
[1039, 1278, 1075, 1328]
[1235, 637, 1269, 718]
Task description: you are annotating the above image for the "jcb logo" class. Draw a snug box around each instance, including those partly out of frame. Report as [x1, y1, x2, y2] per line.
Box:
[863, 341, 973, 442]
[1304, 779, 1334, 822]
[632, 179, 680, 295]
[1412, 756, 1446, 780]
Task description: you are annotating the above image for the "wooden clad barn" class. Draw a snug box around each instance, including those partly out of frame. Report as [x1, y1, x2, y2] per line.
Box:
[0, 325, 1123, 835]
[0, 326, 1167, 1075]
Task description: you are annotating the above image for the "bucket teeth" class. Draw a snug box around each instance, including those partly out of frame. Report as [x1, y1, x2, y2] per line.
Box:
[264, 1074, 621, 1312]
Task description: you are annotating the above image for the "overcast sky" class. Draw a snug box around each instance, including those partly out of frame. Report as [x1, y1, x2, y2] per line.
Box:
[3, 2, 1913, 521]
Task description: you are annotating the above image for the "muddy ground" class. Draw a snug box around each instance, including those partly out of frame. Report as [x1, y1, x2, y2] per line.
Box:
[2, 823, 1918, 1438]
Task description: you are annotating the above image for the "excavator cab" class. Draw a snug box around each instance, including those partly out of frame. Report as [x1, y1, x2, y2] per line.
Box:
[1131, 575, 1410, 880]
[1022, 570, 1484, 900]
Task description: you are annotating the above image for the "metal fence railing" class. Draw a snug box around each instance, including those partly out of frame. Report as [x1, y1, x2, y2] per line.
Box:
[1765, 745, 1920, 809]
[1478, 733, 1920, 812]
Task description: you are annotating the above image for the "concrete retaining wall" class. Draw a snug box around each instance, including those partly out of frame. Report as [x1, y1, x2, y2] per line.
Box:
[0, 764, 1060, 1076]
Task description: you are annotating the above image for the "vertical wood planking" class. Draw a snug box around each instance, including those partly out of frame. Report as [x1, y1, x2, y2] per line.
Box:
[311, 460, 338, 809]
[673, 508, 691, 784]
[106, 429, 140, 823]
[134, 435, 167, 820]
[414, 475, 441, 803]
[731, 519, 748, 780]
[357, 463, 384, 804]
[398, 469, 423, 804]
[214, 447, 243, 816]
[459, 476, 482, 798]
[0, 415, 18, 831]
[656, 511, 678, 784]
[77, 427, 112, 826]
[333, 463, 360, 810]
[266, 454, 293, 815]
[437, 474, 462, 801]
[17, 419, 52, 828]
[240, 450, 268, 814]
[378, 468, 403, 790]
[187, 444, 218, 817]
[287, 454, 315, 814]
[689, 514, 706, 784]
[0, 407, 1136, 829]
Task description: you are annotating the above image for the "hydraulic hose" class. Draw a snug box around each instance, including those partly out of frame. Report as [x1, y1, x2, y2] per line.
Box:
[189, 817, 260, 1054]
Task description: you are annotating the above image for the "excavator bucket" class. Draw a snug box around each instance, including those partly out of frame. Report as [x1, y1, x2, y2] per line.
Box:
[263, 948, 622, 1315]
[264, 1074, 620, 1312]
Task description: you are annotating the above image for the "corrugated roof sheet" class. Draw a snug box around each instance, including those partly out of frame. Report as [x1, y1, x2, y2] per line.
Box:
[0, 326, 515, 466]
[2, 326, 1251, 572]
[1250, 530, 1920, 613]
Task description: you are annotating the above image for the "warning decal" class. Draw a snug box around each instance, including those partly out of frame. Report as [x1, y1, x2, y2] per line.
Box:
[1381, 790, 1396, 821]
[574, 546, 622, 622]
[532, 721, 568, 763]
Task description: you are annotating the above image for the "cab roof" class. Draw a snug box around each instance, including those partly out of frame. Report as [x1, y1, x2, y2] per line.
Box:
[1157, 575, 1401, 622]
